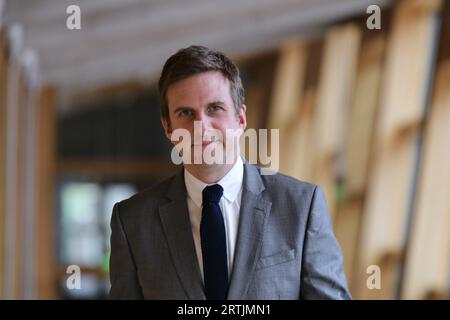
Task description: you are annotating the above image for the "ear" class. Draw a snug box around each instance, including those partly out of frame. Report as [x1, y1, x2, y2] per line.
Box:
[161, 116, 172, 140]
[238, 104, 247, 130]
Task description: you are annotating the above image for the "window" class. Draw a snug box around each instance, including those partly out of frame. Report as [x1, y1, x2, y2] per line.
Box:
[59, 181, 136, 299]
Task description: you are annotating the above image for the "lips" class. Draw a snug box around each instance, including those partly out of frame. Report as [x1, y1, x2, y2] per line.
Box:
[192, 140, 216, 147]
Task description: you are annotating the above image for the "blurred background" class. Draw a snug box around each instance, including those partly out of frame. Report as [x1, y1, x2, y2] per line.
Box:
[0, 0, 449, 300]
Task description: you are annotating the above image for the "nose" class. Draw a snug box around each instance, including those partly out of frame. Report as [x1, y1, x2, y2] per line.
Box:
[195, 113, 212, 132]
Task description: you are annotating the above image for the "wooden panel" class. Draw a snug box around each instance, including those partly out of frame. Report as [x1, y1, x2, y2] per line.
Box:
[35, 87, 57, 299]
[334, 32, 387, 293]
[355, 0, 442, 299]
[0, 27, 7, 299]
[3, 30, 21, 298]
[1, 28, 41, 298]
[313, 23, 361, 218]
[334, 197, 364, 291]
[245, 82, 264, 130]
[14, 67, 27, 299]
[401, 63, 450, 299]
[268, 40, 305, 130]
[286, 41, 323, 183]
[402, 0, 450, 301]
[345, 34, 386, 197]
[285, 88, 317, 182]
[3, 60, 28, 299]
[241, 52, 277, 131]
[242, 52, 278, 165]
[267, 40, 307, 176]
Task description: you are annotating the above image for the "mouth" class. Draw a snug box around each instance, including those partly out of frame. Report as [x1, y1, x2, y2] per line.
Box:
[192, 140, 216, 148]
[202, 140, 214, 147]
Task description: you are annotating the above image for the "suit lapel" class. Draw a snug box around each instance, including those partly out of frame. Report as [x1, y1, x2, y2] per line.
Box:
[227, 162, 272, 300]
[158, 172, 205, 300]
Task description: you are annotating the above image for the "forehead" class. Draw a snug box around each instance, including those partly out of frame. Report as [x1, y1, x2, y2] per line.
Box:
[167, 71, 232, 108]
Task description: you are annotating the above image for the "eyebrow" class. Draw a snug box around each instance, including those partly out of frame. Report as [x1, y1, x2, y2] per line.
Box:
[172, 101, 227, 114]
[173, 106, 192, 114]
[207, 101, 226, 107]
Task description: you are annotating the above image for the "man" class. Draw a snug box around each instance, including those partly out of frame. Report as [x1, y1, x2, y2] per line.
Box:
[109, 45, 351, 300]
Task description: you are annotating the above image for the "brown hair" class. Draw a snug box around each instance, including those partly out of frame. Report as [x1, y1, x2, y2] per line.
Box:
[158, 45, 245, 128]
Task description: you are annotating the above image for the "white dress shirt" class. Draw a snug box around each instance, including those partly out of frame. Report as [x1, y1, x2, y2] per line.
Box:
[184, 157, 244, 281]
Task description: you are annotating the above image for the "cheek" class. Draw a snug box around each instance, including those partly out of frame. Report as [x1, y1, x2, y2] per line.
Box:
[171, 119, 192, 131]
[216, 117, 241, 134]
[168, 123, 195, 143]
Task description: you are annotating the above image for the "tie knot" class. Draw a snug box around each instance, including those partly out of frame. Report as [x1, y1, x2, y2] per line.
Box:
[202, 184, 223, 204]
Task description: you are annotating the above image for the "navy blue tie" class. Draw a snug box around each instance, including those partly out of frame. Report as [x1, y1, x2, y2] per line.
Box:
[200, 184, 228, 300]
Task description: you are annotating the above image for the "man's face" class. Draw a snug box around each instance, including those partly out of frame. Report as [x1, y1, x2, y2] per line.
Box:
[162, 71, 246, 164]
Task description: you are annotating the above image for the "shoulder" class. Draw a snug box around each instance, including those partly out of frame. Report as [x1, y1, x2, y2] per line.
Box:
[243, 162, 323, 213]
[248, 163, 317, 195]
[115, 172, 180, 215]
[261, 169, 316, 192]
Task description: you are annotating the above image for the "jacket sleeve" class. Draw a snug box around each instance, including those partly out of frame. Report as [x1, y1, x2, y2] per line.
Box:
[300, 185, 352, 299]
[109, 202, 144, 299]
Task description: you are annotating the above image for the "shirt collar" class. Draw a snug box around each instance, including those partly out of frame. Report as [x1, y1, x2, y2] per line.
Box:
[184, 157, 244, 208]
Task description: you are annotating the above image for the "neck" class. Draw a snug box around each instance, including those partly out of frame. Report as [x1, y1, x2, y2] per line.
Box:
[184, 159, 238, 184]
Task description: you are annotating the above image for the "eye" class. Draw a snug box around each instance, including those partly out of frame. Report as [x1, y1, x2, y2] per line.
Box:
[177, 109, 193, 117]
[208, 105, 223, 112]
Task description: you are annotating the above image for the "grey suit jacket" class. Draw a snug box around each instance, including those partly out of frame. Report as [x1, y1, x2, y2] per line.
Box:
[109, 161, 351, 299]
